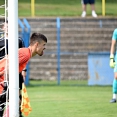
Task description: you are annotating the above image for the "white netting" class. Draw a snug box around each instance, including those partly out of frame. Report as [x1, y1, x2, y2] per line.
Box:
[0, 0, 9, 117]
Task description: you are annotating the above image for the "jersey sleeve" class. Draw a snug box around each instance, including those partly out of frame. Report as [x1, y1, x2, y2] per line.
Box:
[112, 29, 117, 40]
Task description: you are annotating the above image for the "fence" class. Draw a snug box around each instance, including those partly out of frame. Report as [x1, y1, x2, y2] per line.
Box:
[30, 0, 108, 17]
[88, 52, 113, 85]
[28, 17, 115, 86]
[18, 18, 31, 85]
[56, 18, 114, 85]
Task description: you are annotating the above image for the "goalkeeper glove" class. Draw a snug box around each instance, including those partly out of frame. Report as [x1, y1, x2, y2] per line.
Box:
[110, 54, 115, 68]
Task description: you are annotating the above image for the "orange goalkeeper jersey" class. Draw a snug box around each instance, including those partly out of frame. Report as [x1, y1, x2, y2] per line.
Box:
[0, 48, 31, 94]
[19, 48, 31, 73]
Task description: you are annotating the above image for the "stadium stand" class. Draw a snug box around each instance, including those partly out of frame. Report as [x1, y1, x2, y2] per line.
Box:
[27, 17, 117, 81]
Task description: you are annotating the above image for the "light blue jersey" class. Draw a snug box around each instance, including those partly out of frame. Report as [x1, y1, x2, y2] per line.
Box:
[112, 29, 117, 72]
[112, 29, 117, 41]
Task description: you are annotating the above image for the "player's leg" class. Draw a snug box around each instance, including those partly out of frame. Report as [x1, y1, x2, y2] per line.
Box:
[110, 54, 117, 103]
[0, 83, 7, 117]
[110, 73, 117, 103]
[3, 105, 9, 117]
[19, 91, 23, 117]
[19, 73, 24, 117]
[81, 0, 88, 17]
[89, 0, 97, 17]
[0, 102, 5, 117]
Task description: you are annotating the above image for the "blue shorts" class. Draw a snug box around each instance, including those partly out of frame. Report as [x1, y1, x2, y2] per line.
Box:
[81, 0, 95, 4]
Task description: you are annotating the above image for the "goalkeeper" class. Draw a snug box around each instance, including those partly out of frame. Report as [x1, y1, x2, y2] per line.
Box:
[0, 32, 47, 116]
[110, 28, 117, 103]
[0, 21, 26, 117]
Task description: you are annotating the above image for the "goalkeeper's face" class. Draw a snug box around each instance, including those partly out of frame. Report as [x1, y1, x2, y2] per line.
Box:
[36, 40, 47, 56]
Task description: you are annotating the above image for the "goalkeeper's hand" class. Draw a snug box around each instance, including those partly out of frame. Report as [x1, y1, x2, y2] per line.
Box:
[110, 54, 115, 68]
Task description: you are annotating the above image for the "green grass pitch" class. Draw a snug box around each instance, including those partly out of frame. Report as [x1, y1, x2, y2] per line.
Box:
[0, 0, 117, 17]
[26, 80, 116, 117]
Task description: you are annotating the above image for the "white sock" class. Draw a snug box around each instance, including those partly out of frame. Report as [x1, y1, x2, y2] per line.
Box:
[81, 11, 86, 17]
[92, 10, 95, 13]
[83, 11, 86, 14]
[113, 94, 116, 99]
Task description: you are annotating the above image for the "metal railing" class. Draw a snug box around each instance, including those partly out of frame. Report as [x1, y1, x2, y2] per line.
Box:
[18, 18, 31, 85]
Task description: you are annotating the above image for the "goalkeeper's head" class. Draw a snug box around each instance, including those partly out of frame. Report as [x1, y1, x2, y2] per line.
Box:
[29, 32, 47, 56]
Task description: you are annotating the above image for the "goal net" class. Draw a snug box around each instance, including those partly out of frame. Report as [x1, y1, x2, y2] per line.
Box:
[0, 0, 19, 116]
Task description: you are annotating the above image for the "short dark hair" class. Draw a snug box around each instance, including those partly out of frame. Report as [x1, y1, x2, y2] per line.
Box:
[30, 33, 47, 45]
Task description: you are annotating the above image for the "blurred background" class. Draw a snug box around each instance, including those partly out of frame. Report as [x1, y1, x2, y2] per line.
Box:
[0, 1, 117, 116]
[0, 0, 117, 85]
[0, 0, 116, 17]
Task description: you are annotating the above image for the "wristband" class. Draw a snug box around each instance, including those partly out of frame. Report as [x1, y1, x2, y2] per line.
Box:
[110, 54, 114, 59]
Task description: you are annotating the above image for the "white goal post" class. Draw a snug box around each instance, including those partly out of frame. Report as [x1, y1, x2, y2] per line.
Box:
[8, 0, 19, 116]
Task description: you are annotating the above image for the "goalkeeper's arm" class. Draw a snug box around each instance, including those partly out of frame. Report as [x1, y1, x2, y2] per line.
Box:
[110, 54, 115, 68]
[110, 40, 116, 68]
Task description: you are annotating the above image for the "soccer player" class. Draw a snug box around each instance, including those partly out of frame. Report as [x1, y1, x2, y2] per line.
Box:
[0, 21, 26, 117]
[110, 28, 117, 103]
[0, 32, 47, 116]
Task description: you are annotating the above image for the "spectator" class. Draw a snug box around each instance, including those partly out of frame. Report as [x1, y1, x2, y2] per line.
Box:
[81, 0, 97, 17]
